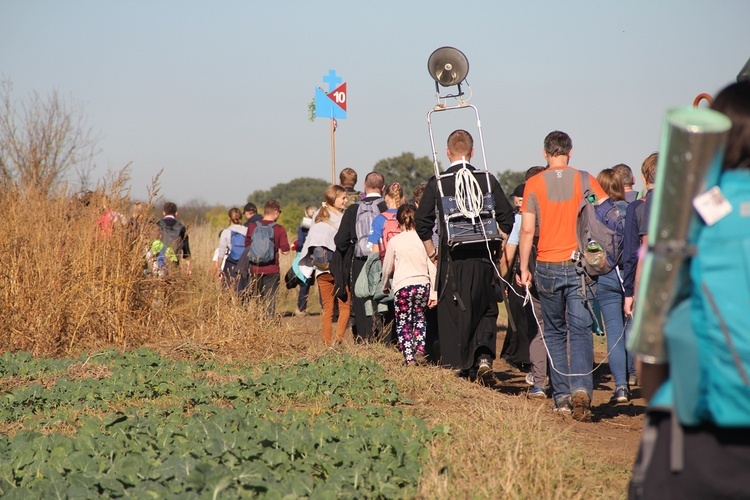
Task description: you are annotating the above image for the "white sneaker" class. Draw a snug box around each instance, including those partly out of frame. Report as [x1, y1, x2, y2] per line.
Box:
[477, 358, 493, 384]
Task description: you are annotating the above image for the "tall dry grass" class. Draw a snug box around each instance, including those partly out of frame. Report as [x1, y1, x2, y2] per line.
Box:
[0, 174, 313, 358]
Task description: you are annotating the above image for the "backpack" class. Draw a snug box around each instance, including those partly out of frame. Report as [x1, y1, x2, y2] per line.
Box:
[312, 246, 334, 271]
[575, 171, 617, 276]
[227, 230, 247, 262]
[246, 221, 277, 265]
[378, 211, 401, 261]
[666, 171, 750, 427]
[597, 198, 628, 268]
[158, 219, 184, 254]
[354, 198, 383, 258]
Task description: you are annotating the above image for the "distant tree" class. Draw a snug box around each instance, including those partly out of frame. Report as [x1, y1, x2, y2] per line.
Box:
[371, 152, 438, 199]
[495, 169, 527, 199]
[247, 177, 329, 209]
[0, 80, 96, 195]
[175, 199, 214, 226]
[203, 204, 231, 231]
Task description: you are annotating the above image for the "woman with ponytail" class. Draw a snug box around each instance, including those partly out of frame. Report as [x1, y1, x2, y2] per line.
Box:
[214, 207, 249, 292]
[299, 185, 351, 345]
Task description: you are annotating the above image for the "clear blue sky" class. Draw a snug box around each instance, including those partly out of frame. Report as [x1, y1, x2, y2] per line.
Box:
[3, 1, 749, 206]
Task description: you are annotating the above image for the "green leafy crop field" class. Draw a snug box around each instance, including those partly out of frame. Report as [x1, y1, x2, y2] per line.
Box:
[0, 349, 444, 498]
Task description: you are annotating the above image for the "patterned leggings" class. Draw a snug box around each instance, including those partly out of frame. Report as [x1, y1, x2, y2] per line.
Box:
[394, 284, 429, 364]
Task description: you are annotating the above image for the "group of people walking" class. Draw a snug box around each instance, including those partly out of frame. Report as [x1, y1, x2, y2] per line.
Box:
[212, 128, 654, 414]
[142, 81, 750, 497]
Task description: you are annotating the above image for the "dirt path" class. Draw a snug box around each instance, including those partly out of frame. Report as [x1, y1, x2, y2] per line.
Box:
[284, 310, 645, 473]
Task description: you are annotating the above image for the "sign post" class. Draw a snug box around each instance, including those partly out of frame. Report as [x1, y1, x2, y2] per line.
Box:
[315, 70, 347, 184]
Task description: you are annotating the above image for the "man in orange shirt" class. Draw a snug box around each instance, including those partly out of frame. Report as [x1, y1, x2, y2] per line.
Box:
[517, 131, 607, 422]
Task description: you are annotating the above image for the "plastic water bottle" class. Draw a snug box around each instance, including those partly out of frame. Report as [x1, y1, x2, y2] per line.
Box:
[587, 240, 602, 253]
[587, 239, 603, 267]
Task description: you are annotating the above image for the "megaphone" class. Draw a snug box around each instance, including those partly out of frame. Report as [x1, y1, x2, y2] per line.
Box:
[738, 56, 750, 82]
[428, 46, 470, 87]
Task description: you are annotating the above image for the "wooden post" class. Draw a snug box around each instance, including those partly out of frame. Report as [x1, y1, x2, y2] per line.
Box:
[330, 118, 336, 184]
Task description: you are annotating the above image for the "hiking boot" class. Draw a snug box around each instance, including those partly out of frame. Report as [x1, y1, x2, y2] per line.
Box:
[477, 357, 493, 384]
[528, 387, 546, 399]
[525, 373, 535, 386]
[612, 386, 630, 404]
[571, 390, 592, 422]
[553, 396, 572, 414]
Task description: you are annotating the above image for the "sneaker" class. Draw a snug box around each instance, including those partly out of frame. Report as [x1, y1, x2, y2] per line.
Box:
[294, 308, 308, 317]
[414, 351, 427, 366]
[477, 357, 493, 384]
[553, 396, 572, 414]
[612, 386, 630, 404]
[525, 373, 535, 386]
[628, 374, 639, 388]
[528, 387, 546, 399]
[571, 390, 592, 422]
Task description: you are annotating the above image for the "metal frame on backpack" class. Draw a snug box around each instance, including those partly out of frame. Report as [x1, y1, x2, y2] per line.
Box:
[426, 101, 503, 248]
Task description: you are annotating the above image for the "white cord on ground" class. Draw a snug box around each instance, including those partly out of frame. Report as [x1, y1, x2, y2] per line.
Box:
[523, 284, 632, 378]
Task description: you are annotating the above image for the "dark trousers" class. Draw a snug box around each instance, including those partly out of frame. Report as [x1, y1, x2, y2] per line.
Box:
[297, 282, 311, 311]
[630, 411, 750, 499]
[248, 273, 280, 316]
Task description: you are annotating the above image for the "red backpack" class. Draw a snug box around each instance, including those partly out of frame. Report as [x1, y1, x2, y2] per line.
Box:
[378, 211, 401, 261]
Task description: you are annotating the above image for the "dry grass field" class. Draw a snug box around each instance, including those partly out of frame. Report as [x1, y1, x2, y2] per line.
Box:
[0, 187, 645, 498]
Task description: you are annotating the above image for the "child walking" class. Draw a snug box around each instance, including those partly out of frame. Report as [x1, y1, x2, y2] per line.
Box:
[146, 225, 178, 278]
[381, 203, 437, 365]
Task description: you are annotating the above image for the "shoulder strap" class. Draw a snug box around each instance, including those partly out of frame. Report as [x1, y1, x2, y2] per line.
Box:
[579, 170, 592, 199]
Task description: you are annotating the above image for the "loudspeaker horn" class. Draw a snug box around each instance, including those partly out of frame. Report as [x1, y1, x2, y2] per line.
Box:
[738, 56, 750, 82]
[427, 47, 469, 87]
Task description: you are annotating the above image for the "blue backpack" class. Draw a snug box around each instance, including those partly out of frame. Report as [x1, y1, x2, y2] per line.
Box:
[666, 170, 750, 426]
[596, 198, 628, 268]
[227, 231, 247, 262]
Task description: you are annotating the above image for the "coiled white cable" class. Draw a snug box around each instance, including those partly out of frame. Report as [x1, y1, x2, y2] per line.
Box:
[454, 157, 484, 221]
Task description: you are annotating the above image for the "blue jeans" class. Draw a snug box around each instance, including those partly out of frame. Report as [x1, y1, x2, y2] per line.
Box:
[297, 282, 311, 311]
[595, 268, 636, 388]
[534, 261, 595, 402]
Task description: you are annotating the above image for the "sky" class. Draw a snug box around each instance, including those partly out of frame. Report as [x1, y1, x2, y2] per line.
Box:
[2, 1, 749, 206]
